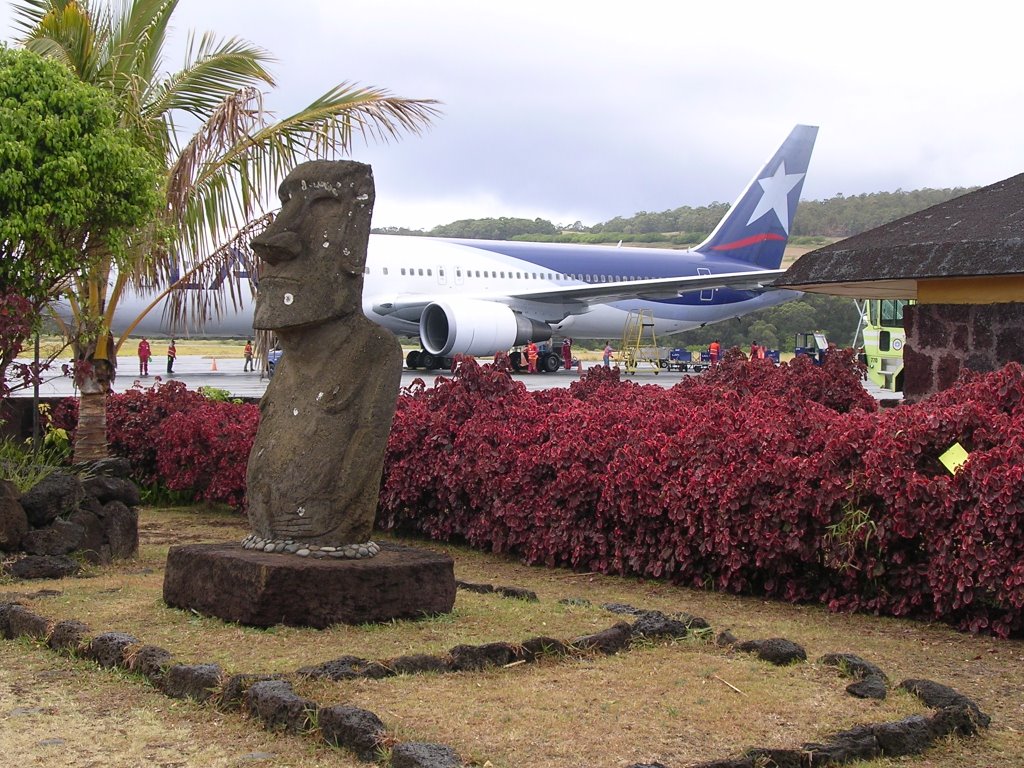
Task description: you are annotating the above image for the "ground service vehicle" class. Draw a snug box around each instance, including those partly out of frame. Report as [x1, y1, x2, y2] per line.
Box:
[860, 299, 909, 391]
[794, 332, 829, 364]
[661, 349, 708, 372]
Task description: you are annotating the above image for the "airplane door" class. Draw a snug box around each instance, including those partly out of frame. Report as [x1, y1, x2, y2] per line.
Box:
[697, 267, 714, 301]
[455, 266, 465, 286]
[437, 265, 446, 285]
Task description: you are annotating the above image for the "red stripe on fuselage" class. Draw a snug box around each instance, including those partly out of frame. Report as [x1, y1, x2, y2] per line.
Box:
[711, 233, 786, 251]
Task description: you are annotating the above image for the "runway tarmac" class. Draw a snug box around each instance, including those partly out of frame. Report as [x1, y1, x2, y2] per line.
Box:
[11, 355, 901, 402]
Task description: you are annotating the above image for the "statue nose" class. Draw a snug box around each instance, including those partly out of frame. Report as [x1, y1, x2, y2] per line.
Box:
[251, 229, 303, 265]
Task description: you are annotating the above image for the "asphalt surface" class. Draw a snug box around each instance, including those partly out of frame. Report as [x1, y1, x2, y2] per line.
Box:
[13, 355, 901, 401]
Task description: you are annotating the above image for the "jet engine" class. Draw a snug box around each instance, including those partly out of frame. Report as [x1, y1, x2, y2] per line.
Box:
[420, 299, 552, 357]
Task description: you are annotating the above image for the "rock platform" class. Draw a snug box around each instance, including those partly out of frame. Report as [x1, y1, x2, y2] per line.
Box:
[162, 541, 455, 628]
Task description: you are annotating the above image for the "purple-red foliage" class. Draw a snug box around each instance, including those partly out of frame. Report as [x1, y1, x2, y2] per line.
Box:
[156, 399, 258, 509]
[0, 292, 44, 397]
[379, 356, 1024, 637]
[675, 346, 878, 414]
[50, 380, 255, 509]
[106, 381, 211, 486]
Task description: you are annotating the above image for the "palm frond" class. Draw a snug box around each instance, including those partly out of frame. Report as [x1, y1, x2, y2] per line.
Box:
[105, 0, 175, 90]
[16, 0, 104, 80]
[157, 214, 272, 336]
[157, 32, 277, 116]
[165, 87, 264, 218]
[168, 84, 439, 268]
[12, 1, 443, 342]
[9, 0, 64, 39]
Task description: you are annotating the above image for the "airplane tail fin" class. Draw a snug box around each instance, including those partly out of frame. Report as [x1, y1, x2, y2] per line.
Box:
[694, 124, 818, 269]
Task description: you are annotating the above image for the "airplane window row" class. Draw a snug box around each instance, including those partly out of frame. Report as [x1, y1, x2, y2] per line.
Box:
[363, 268, 647, 282]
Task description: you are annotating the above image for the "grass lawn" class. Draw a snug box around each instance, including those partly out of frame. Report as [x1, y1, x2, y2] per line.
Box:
[2, 506, 1022, 767]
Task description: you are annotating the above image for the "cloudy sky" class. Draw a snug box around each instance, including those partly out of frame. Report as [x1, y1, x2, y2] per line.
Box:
[4, 1, 1023, 230]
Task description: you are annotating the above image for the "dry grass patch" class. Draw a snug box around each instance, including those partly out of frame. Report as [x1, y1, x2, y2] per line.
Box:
[297, 646, 927, 768]
[2, 506, 1023, 768]
[0, 639, 364, 767]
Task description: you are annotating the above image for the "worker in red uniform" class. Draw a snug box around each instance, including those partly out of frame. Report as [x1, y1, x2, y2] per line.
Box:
[561, 337, 573, 370]
[137, 337, 151, 376]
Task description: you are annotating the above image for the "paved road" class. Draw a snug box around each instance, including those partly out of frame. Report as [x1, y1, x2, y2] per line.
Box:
[12, 355, 901, 402]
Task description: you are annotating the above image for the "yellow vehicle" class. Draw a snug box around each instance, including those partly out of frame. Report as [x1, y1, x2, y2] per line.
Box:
[860, 299, 910, 391]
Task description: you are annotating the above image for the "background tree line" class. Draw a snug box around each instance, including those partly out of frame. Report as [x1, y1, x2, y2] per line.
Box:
[373, 187, 976, 241]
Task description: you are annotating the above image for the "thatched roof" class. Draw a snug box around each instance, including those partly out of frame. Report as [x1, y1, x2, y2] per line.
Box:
[775, 173, 1024, 298]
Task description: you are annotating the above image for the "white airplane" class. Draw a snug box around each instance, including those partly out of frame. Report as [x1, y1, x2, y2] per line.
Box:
[113, 124, 818, 371]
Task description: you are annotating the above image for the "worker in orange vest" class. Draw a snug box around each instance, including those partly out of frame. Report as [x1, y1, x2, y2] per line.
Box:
[526, 340, 539, 373]
[709, 339, 721, 364]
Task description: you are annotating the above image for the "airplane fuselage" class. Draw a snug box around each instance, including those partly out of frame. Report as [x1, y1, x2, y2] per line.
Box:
[361, 235, 798, 341]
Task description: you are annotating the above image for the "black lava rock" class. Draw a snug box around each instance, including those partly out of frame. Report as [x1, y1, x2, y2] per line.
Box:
[390, 742, 461, 768]
[735, 637, 807, 666]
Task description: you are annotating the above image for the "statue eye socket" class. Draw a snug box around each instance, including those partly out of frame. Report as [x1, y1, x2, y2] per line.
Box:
[308, 195, 336, 211]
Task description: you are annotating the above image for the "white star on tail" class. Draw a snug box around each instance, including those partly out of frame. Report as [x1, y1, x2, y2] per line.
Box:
[745, 161, 805, 233]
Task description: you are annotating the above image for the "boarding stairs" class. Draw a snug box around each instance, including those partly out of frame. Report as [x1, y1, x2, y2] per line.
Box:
[617, 309, 661, 374]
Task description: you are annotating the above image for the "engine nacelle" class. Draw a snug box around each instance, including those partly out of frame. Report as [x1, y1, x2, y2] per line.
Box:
[420, 300, 552, 357]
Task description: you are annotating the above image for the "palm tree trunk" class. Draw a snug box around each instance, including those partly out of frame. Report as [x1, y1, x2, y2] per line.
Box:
[74, 390, 109, 464]
[71, 335, 116, 464]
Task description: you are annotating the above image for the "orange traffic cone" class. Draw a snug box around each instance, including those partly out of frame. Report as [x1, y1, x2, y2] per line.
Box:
[211, 357, 218, 371]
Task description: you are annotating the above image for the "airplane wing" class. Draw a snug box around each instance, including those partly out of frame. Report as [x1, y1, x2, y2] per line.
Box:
[370, 269, 785, 318]
[511, 268, 785, 304]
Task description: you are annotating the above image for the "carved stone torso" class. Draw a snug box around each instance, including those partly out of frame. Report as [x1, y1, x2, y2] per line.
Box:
[245, 319, 401, 545]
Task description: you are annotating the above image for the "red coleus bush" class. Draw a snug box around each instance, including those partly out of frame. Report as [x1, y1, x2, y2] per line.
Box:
[0, 292, 43, 397]
[156, 399, 258, 509]
[51, 380, 256, 509]
[380, 355, 1024, 637]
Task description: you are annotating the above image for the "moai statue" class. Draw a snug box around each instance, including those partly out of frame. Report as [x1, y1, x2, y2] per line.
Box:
[243, 160, 402, 557]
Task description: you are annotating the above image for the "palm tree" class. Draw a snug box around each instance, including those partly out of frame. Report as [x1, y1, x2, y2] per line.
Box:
[13, 0, 440, 462]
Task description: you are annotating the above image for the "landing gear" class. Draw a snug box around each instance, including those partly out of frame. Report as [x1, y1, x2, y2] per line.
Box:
[541, 352, 561, 373]
[405, 349, 452, 371]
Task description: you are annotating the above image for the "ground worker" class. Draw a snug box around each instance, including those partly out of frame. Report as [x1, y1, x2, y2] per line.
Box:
[243, 339, 254, 372]
[137, 337, 151, 376]
[526, 340, 539, 373]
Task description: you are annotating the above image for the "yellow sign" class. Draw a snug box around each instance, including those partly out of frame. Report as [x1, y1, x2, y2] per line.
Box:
[939, 442, 970, 475]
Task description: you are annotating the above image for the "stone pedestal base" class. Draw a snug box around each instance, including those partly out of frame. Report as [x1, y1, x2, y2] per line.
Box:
[162, 541, 456, 629]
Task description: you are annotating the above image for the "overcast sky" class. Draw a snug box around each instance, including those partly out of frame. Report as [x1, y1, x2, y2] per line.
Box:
[4, 1, 1023, 230]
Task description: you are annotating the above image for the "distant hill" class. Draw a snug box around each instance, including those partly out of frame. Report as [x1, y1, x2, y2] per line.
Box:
[372, 187, 980, 243]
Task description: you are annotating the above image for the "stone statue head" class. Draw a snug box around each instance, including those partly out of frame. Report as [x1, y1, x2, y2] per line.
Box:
[251, 160, 375, 331]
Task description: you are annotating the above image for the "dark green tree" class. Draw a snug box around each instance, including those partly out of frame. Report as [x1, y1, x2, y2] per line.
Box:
[0, 46, 161, 305]
[429, 217, 558, 240]
[0, 46, 161, 394]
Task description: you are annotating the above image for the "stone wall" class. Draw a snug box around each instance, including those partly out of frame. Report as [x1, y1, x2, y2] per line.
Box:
[903, 302, 1024, 402]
